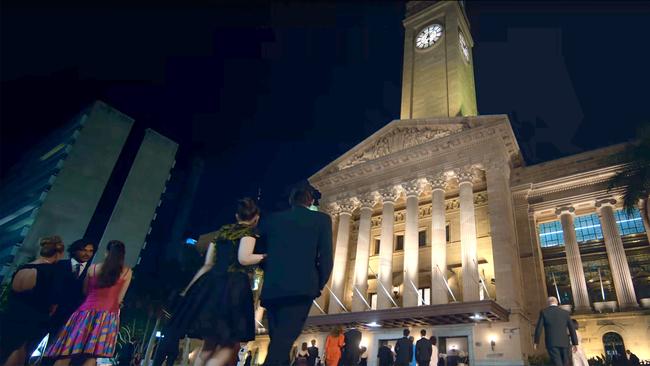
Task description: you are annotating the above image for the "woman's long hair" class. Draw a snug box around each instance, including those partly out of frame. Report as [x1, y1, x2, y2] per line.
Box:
[97, 240, 126, 288]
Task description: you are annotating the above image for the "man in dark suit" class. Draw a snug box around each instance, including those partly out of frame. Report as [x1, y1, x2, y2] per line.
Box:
[259, 185, 333, 366]
[307, 340, 319, 366]
[341, 328, 362, 366]
[394, 329, 413, 366]
[377, 341, 394, 366]
[39, 239, 94, 364]
[534, 297, 578, 366]
[49, 239, 95, 337]
[415, 330, 432, 366]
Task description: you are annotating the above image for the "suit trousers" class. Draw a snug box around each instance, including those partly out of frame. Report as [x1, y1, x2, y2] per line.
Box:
[263, 298, 313, 366]
[547, 347, 569, 366]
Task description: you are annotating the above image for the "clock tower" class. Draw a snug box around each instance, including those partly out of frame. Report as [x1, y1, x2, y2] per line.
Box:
[401, 1, 478, 119]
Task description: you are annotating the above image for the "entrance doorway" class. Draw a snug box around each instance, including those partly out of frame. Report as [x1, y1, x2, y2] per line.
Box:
[438, 336, 470, 366]
[602, 332, 625, 358]
[376, 335, 471, 366]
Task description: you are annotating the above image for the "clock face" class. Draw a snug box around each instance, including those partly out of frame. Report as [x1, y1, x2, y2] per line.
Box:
[459, 32, 470, 62]
[415, 24, 443, 49]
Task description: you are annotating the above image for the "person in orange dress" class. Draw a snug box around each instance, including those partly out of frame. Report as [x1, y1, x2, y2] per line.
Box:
[324, 327, 345, 366]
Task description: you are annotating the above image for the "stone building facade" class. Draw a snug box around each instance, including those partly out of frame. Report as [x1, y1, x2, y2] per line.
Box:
[242, 2, 650, 365]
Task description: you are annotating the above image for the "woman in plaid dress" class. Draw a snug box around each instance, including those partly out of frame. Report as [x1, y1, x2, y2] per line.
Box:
[46, 240, 132, 365]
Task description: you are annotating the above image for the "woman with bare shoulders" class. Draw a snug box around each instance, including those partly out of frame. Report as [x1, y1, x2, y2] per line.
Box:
[0, 236, 65, 366]
[167, 198, 266, 366]
[45, 240, 132, 366]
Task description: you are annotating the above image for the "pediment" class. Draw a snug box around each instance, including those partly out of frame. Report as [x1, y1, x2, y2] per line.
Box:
[318, 116, 481, 175]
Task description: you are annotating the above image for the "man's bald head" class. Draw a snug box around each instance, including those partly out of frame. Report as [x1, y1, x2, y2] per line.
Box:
[547, 296, 559, 306]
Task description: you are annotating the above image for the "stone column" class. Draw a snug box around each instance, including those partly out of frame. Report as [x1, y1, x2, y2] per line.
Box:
[377, 186, 400, 309]
[351, 194, 377, 312]
[596, 199, 638, 309]
[402, 179, 424, 307]
[458, 168, 480, 302]
[556, 206, 591, 312]
[328, 199, 356, 314]
[429, 175, 448, 305]
[485, 163, 524, 311]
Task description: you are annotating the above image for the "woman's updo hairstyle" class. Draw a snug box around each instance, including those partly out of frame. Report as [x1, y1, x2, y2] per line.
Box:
[237, 197, 260, 222]
[40, 236, 65, 258]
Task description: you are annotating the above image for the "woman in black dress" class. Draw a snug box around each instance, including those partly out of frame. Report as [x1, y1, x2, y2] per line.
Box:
[170, 198, 266, 366]
[0, 236, 65, 365]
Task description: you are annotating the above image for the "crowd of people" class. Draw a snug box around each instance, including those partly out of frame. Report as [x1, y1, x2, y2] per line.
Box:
[285, 328, 441, 366]
[0, 236, 132, 366]
[0, 184, 332, 366]
[2, 184, 646, 366]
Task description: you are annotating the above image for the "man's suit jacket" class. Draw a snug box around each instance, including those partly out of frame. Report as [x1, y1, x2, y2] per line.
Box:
[258, 206, 333, 304]
[394, 337, 413, 365]
[342, 328, 362, 365]
[307, 346, 319, 366]
[50, 259, 89, 328]
[415, 337, 432, 363]
[534, 305, 578, 348]
[377, 346, 394, 366]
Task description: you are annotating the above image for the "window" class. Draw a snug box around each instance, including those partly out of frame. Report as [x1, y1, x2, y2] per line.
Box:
[539, 220, 564, 247]
[374, 239, 380, 255]
[369, 293, 377, 310]
[418, 230, 427, 247]
[395, 235, 404, 251]
[574, 213, 603, 242]
[417, 288, 431, 306]
[602, 332, 625, 358]
[615, 208, 646, 235]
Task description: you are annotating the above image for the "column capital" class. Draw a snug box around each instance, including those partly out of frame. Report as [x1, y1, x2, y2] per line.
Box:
[595, 198, 617, 209]
[378, 186, 401, 204]
[402, 179, 425, 198]
[357, 192, 378, 210]
[455, 167, 475, 185]
[335, 198, 357, 215]
[555, 206, 575, 217]
[427, 174, 449, 191]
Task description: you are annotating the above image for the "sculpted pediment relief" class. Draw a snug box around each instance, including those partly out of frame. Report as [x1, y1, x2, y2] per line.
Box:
[336, 123, 468, 171]
[310, 115, 520, 195]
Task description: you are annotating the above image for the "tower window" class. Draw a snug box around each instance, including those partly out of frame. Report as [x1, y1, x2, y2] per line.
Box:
[374, 239, 380, 255]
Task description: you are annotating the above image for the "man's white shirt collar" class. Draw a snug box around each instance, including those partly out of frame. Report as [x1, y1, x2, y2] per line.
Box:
[71, 258, 87, 272]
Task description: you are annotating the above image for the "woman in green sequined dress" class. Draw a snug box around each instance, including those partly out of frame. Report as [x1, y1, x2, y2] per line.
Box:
[170, 198, 266, 366]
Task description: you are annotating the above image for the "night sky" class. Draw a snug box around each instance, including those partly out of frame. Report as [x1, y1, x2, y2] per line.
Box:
[2, 1, 650, 237]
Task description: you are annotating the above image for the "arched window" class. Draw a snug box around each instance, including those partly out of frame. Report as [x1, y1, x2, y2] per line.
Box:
[602, 332, 625, 358]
